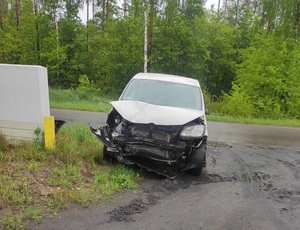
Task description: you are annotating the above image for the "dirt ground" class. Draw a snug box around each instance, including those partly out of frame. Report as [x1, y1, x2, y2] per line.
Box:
[29, 140, 300, 230]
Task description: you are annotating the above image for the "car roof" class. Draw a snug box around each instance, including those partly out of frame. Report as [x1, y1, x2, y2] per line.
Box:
[132, 73, 200, 87]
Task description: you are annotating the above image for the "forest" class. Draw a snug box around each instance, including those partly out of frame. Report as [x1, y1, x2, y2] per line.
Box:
[0, 0, 300, 119]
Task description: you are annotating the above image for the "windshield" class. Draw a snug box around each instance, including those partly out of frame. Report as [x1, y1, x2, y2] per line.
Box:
[120, 79, 202, 110]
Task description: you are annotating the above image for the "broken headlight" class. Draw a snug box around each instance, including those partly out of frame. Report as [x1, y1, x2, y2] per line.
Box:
[180, 125, 205, 139]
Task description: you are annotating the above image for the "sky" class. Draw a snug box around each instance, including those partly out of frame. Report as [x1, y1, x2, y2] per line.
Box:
[205, 0, 222, 10]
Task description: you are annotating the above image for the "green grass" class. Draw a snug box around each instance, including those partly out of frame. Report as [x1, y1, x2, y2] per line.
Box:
[50, 101, 112, 112]
[49, 88, 114, 112]
[0, 124, 140, 229]
[49, 88, 300, 127]
[207, 114, 300, 127]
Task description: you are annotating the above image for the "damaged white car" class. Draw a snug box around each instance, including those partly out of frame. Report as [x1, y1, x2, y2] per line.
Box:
[91, 73, 208, 178]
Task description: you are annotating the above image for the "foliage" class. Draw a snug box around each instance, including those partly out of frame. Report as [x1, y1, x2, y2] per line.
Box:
[1, 0, 300, 118]
[233, 35, 300, 119]
[221, 84, 255, 117]
[195, 15, 237, 97]
[49, 88, 300, 127]
[18, 0, 38, 64]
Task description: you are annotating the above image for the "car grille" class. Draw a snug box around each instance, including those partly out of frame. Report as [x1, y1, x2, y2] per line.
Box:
[130, 124, 180, 143]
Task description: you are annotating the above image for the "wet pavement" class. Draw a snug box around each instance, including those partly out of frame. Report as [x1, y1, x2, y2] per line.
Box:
[37, 109, 300, 230]
[30, 142, 300, 230]
[51, 109, 300, 149]
[208, 121, 300, 149]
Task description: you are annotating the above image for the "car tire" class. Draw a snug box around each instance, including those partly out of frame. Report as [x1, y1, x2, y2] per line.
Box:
[188, 158, 205, 176]
[187, 142, 207, 176]
[102, 145, 109, 160]
[102, 145, 117, 163]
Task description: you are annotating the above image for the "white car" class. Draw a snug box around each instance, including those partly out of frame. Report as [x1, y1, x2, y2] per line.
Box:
[91, 73, 208, 178]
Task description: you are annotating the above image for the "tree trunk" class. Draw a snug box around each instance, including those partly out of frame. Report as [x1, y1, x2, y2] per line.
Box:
[144, 9, 148, 73]
[105, 0, 109, 22]
[92, 0, 94, 17]
[223, 0, 227, 17]
[34, 0, 40, 64]
[87, 0, 89, 22]
[86, 0, 90, 51]
[15, 0, 20, 27]
[0, 0, 3, 29]
[295, 3, 300, 42]
[147, 0, 154, 72]
[123, 0, 127, 17]
[235, 0, 240, 24]
[245, 0, 250, 9]
[34, 0, 38, 15]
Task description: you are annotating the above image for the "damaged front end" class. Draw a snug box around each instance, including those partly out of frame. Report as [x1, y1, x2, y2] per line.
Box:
[91, 106, 207, 179]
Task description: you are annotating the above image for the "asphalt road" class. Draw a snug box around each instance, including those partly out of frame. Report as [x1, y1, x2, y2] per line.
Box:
[29, 109, 300, 230]
[50, 108, 300, 149]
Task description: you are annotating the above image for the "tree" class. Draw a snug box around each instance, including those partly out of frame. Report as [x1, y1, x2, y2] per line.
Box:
[15, 0, 20, 27]
[0, 0, 5, 29]
[94, 17, 144, 93]
[195, 13, 236, 97]
[184, 0, 205, 24]
[232, 34, 300, 118]
[0, 17, 18, 63]
[146, 0, 157, 72]
[93, 0, 118, 28]
[153, 16, 198, 76]
[18, 0, 38, 64]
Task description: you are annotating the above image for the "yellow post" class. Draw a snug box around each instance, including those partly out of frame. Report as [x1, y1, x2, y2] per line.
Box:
[44, 116, 55, 149]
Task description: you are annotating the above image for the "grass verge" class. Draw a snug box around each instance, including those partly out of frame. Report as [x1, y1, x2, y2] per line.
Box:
[207, 114, 300, 127]
[49, 88, 300, 127]
[0, 123, 140, 229]
[49, 88, 114, 112]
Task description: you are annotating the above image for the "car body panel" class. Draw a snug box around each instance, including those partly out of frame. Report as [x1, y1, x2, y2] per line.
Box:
[110, 100, 204, 126]
[91, 73, 208, 178]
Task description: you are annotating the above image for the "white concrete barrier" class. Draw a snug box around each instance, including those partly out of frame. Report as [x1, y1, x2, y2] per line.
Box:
[0, 64, 50, 139]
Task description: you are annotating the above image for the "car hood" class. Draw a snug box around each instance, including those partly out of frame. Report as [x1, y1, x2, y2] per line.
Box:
[110, 100, 204, 126]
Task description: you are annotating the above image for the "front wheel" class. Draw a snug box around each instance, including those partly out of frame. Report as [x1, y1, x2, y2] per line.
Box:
[187, 142, 207, 176]
[102, 145, 116, 163]
[188, 159, 205, 176]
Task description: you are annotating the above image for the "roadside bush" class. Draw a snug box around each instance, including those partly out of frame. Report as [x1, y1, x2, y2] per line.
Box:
[221, 84, 255, 118]
[203, 90, 224, 114]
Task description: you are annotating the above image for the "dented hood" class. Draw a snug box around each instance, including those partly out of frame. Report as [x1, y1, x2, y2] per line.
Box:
[110, 100, 204, 125]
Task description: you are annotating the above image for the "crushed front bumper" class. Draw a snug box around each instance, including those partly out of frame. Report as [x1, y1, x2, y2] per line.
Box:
[91, 125, 187, 178]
